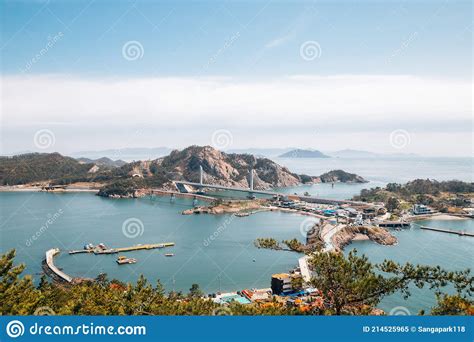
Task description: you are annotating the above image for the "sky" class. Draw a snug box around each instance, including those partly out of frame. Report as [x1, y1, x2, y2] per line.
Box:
[0, 0, 472, 157]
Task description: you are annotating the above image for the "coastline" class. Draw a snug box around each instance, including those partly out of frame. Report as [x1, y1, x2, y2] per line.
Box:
[408, 213, 469, 221]
[0, 186, 99, 193]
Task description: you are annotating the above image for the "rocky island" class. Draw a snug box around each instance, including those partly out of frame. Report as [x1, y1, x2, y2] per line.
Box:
[279, 149, 330, 158]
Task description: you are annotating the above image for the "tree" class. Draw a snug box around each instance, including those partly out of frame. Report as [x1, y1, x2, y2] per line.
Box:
[1, 249, 472, 316]
[386, 197, 400, 212]
[189, 283, 204, 298]
[291, 276, 303, 291]
[431, 294, 474, 315]
[308, 250, 473, 315]
[0, 250, 40, 315]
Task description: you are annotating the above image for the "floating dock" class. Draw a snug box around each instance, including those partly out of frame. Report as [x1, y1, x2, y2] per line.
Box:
[378, 221, 410, 228]
[419, 226, 474, 237]
[69, 243, 175, 255]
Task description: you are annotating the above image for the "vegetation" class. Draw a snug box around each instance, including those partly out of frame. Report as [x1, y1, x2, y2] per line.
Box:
[430, 294, 474, 315]
[318, 169, 367, 183]
[308, 250, 473, 315]
[97, 174, 169, 197]
[282, 238, 305, 252]
[1, 249, 471, 316]
[0, 153, 96, 185]
[0, 250, 296, 316]
[254, 238, 281, 250]
[354, 179, 474, 212]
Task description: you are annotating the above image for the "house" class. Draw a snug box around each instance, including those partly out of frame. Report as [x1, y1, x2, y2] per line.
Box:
[413, 204, 432, 215]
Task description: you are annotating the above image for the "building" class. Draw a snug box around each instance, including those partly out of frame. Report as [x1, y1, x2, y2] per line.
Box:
[271, 273, 293, 295]
[362, 207, 376, 219]
[241, 288, 272, 302]
[413, 204, 432, 215]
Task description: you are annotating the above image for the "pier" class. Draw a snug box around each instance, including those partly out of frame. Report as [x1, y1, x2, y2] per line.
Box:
[44, 248, 73, 283]
[418, 225, 474, 237]
[378, 221, 410, 228]
[69, 242, 175, 255]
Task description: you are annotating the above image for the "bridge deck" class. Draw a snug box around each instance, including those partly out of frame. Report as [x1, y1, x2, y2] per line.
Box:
[174, 181, 279, 196]
[174, 181, 361, 205]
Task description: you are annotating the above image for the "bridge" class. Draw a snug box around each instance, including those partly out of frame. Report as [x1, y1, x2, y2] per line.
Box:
[174, 165, 279, 197]
[175, 180, 280, 196]
[173, 165, 362, 205]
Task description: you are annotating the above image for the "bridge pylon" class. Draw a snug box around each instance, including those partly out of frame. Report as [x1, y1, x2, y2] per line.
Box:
[199, 165, 203, 185]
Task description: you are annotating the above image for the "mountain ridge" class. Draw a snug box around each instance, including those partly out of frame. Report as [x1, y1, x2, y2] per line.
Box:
[0, 146, 368, 197]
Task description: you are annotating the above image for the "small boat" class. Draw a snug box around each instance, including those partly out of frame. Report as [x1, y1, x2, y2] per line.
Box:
[164, 253, 174, 257]
[116, 256, 137, 265]
[84, 243, 94, 250]
[235, 212, 250, 217]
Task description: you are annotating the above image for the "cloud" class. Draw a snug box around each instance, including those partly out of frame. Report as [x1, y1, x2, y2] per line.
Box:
[2, 74, 471, 133]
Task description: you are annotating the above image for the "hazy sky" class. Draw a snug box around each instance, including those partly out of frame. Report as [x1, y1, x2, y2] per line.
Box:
[1, 0, 472, 156]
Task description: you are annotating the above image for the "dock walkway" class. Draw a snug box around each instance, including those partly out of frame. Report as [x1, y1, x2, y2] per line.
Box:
[45, 248, 72, 283]
[69, 243, 175, 255]
[418, 225, 474, 237]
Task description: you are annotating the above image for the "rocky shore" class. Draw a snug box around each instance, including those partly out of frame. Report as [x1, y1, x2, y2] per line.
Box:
[182, 200, 267, 215]
[331, 226, 397, 251]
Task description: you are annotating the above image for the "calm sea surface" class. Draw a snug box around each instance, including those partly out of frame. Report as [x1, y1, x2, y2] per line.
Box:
[0, 156, 472, 313]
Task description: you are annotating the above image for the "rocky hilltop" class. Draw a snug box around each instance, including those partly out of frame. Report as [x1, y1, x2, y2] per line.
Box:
[110, 145, 302, 190]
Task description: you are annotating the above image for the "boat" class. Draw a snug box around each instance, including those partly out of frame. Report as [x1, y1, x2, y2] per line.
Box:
[165, 253, 174, 257]
[235, 212, 250, 217]
[116, 256, 137, 264]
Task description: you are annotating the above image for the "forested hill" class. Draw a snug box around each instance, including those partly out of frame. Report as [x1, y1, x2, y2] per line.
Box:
[0, 153, 95, 185]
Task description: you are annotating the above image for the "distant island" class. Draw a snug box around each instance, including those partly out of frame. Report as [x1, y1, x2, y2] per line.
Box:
[279, 149, 330, 158]
[0, 146, 367, 198]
